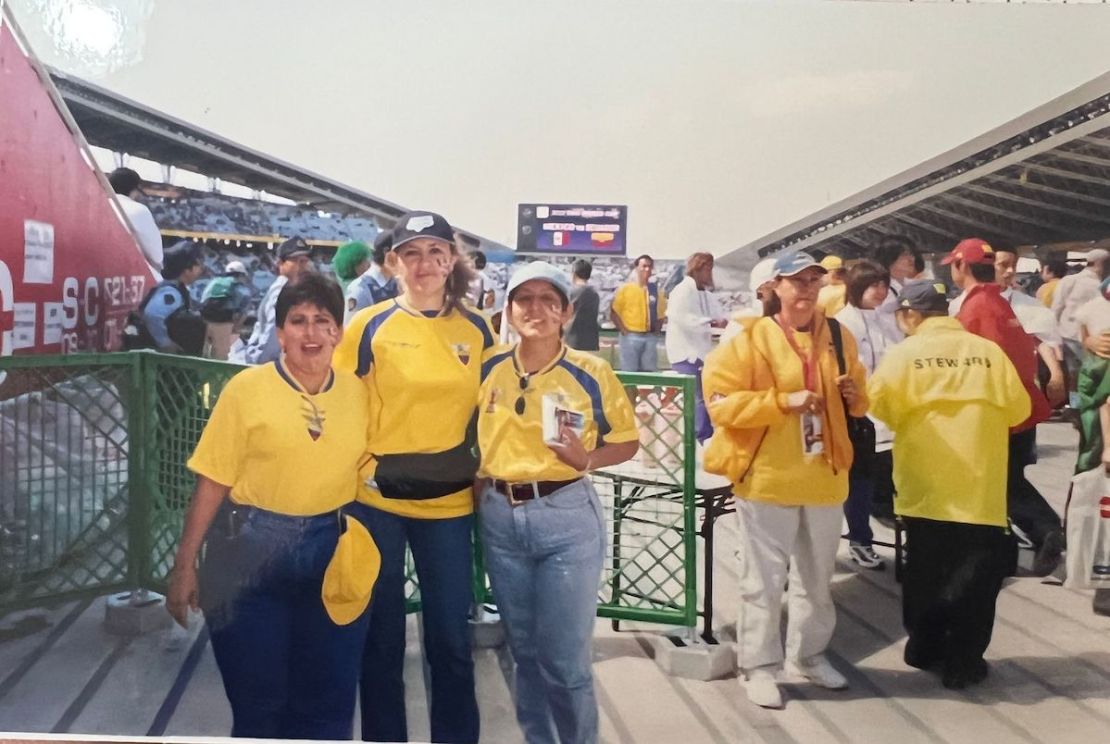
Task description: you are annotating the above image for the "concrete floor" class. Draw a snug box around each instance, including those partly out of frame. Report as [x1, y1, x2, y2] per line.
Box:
[0, 421, 1107, 743]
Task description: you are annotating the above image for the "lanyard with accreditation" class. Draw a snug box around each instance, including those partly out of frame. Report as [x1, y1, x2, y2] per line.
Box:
[773, 315, 820, 393]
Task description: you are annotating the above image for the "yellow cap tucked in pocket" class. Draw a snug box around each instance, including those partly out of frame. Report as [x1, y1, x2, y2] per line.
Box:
[322, 514, 380, 625]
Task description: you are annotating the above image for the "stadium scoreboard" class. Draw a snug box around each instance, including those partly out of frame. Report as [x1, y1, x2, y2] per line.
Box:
[516, 204, 627, 256]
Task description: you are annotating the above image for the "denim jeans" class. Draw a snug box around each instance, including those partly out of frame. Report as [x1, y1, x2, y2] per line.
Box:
[618, 332, 658, 372]
[351, 504, 479, 744]
[670, 359, 712, 443]
[200, 503, 370, 740]
[479, 479, 605, 744]
[845, 473, 875, 546]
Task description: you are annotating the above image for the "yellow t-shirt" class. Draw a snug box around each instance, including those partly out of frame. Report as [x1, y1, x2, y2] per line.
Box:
[1037, 278, 1059, 309]
[611, 282, 667, 333]
[187, 362, 370, 515]
[333, 299, 495, 519]
[478, 345, 639, 482]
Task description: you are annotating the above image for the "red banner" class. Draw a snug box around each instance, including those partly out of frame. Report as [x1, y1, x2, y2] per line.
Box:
[0, 13, 156, 367]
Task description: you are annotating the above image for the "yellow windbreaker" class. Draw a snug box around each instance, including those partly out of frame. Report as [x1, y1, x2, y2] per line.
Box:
[702, 314, 869, 506]
[867, 317, 1030, 527]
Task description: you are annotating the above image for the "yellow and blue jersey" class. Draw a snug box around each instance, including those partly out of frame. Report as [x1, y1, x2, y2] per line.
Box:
[478, 345, 639, 483]
[333, 298, 495, 519]
[187, 362, 371, 516]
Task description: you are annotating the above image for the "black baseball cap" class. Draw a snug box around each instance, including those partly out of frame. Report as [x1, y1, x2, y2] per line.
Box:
[897, 280, 949, 314]
[278, 236, 311, 260]
[163, 240, 203, 279]
[391, 211, 454, 251]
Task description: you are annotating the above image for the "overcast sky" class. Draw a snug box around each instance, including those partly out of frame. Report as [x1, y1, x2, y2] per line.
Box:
[10, 0, 1110, 258]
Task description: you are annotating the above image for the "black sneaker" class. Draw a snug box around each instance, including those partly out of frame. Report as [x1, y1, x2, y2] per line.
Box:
[1032, 530, 1064, 577]
[942, 659, 989, 690]
[848, 543, 885, 571]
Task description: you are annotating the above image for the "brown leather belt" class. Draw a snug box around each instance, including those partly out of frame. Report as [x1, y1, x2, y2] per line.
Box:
[494, 478, 580, 505]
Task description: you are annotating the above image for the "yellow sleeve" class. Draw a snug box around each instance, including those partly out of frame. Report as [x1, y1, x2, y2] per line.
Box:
[999, 354, 1032, 428]
[334, 309, 371, 375]
[598, 363, 639, 444]
[703, 331, 787, 429]
[866, 353, 897, 429]
[657, 288, 668, 320]
[840, 328, 870, 418]
[187, 377, 246, 487]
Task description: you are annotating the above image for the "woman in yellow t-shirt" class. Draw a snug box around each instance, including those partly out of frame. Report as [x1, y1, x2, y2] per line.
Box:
[166, 273, 372, 740]
[333, 211, 494, 743]
[477, 261, 639, 744]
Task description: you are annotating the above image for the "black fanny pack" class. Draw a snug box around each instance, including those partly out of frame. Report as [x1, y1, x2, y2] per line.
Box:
[373, 415, 479, 501]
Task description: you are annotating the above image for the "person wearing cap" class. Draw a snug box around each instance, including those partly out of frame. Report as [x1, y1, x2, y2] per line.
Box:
[333, 210, 492, 744]
[610, 254, 667, 371]
[200, 260, 254, 360]
[702, 250, 869, 709]
[867, 280, 1029, 689]
[719, 257, 777, 344]
[1054, 247, 1110, 396]
[334, 240, 373, 288]
[343, 231, 399, 325]
[134, 239, 206, 354]
[664, 252, 727, 443]
[108, 166, 164, 277]
[816, 254, 848, 317]
[831, 260, 899, 569]
[166, 273, 376, 739]
[477, 261, 639, 744]
[944, 238, 1063, 576]
[243, 237, 314, 364]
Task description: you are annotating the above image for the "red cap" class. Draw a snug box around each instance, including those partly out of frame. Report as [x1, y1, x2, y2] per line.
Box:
[940, 238, 995, 266]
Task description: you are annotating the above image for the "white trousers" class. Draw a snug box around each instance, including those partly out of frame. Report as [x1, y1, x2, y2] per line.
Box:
[734, 499, 843, 671]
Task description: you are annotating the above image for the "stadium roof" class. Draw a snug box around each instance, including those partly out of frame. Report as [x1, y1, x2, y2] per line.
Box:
[48, 69, 505, 251]
[718, 71, 1110, 272]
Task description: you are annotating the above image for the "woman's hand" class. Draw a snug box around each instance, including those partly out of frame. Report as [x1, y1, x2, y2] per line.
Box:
[166, 563, 199, 628]
[784, 390, 824, 415]
[546, 426, 592, 471]
[836, 375, 860, 407]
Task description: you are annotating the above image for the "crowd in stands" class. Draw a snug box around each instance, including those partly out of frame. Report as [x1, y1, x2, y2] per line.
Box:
[140, 188, 380, 243]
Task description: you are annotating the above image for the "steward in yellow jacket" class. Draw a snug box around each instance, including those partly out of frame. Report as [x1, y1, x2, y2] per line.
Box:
[701, 251, 869, 709]
[866, 280, 1029, 692]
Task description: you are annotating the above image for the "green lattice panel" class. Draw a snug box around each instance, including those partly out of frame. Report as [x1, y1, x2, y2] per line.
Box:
[0, 361, 135, 610]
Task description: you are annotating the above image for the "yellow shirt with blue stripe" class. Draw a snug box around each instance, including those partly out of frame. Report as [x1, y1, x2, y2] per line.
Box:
[478, 345, 639, 483]
[333, 298, 495, 519]
[187, 362, 370, 516]
[612, 281, 667, 333]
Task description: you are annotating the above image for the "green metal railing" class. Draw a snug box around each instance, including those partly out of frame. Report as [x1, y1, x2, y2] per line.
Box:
[0, 352, 698, 628]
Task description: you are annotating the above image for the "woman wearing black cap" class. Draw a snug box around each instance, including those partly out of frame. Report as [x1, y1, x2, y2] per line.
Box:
[334, 211, 492, 743]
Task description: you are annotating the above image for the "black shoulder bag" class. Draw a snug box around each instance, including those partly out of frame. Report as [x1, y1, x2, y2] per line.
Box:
[828, 318, 876, 475]
[372, 412, 480, 500]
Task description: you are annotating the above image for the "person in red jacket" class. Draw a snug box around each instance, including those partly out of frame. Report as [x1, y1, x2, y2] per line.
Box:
[943, 238, 1064, 575]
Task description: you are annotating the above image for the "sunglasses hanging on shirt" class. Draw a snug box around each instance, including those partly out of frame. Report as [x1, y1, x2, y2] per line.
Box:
[514, 374, 531, 415]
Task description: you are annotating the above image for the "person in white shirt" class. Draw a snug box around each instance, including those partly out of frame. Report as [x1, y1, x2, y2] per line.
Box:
[1054, 248, 1110, 391]
[719, 257, 776, 345]
[665, 252, 726, 442]
[833, 261, 900, 569]
[873, 236, 921, 342]
[108, 167, 163, 278]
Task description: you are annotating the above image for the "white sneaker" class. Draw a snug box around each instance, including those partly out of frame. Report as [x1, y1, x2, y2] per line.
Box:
[787, 655, 849, 690]
[744, 668, 783, 708]
[848, 542, 885, 571]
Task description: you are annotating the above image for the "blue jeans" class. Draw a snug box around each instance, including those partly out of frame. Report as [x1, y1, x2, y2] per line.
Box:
[351, 504, 479, 744]
[200, 503, 370, 739]
[479, 479, 605, 744]
[618, 333, 658, 372]
[670, 359, 712, 443]
[845, 473, 875, 546]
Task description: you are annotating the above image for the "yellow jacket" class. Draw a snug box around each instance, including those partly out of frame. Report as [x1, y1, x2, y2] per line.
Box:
[867, 317, 1030, 527]
[703, 313, 869, 506]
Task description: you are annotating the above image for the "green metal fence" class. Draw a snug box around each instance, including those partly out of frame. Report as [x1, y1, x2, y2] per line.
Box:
[0, 352, 698, 629]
